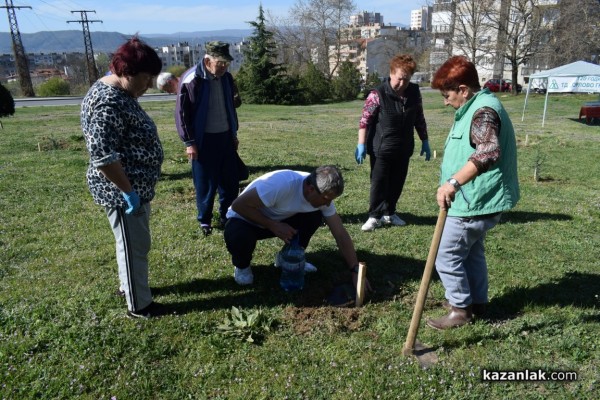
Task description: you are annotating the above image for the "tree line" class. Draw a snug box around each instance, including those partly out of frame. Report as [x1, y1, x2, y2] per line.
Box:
[440, 0, 599, 94]
[235, 4, 364, 105]
[5, 0, 598, 102]
[236, 0, 599, 103]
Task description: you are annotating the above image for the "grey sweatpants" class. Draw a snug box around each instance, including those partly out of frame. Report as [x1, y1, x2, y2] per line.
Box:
[106, 203, 153, 312]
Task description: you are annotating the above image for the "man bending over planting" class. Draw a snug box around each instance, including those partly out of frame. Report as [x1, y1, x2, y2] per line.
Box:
[224, 165, 369, 290]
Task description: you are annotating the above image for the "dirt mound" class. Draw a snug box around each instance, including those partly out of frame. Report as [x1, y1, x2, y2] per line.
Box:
[283, 306, 363, 335]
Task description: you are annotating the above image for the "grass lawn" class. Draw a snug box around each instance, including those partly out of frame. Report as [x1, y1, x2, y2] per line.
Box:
[0, 90, 599, 399]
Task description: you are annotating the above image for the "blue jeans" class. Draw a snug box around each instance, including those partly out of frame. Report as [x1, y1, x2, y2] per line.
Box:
[191, 132, 239, 226]
[435, 213, 501, 308]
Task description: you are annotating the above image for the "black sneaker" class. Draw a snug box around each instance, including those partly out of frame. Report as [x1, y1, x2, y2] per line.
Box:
[127, 302, 169, 319]
[200, 224, 213, 236]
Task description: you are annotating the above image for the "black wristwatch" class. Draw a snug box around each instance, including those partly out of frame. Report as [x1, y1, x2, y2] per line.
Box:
[447, 178, 461, 190]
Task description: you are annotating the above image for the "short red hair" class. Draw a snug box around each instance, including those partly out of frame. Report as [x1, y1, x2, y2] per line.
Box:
[390, 54, 417, 75]
[110, 35, 162, 77]
[431, 56, 481, 92]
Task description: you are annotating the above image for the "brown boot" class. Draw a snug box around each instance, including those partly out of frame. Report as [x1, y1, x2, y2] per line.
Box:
[427, 305, 473, 330]
[442, 300, 486, 318]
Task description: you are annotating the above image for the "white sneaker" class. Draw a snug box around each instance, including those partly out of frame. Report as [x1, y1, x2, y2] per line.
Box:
[361, 217, 381, 232]
[234, 266, 254, 285]
[381, 214, 406, 226]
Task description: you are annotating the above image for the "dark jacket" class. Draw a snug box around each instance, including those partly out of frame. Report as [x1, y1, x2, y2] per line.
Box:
[175, 62, 240, 148]
[369, 80, 422, 158]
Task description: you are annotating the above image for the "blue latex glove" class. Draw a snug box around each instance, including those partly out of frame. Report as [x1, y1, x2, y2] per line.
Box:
[122, 191, 141, 214]
[355, 143, 366, 164]
[420, 140, 431, 161]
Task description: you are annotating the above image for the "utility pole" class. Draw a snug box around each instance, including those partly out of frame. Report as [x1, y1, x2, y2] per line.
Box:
[1, 0, 35, 97]
[68, 10, 102, 86]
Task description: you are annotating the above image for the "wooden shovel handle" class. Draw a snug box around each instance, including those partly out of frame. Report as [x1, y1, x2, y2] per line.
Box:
[402, 208, 448, 356]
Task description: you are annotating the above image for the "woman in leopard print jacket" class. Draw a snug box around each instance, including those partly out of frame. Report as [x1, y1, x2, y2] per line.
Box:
[81, 36, 168, 319]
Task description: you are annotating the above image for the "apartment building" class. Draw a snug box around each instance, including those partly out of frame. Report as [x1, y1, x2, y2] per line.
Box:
[334, 11, 428, 80]
[350, 11, 384, 27]
[411, 6, 433, 31]
[429, 0, 560, 86]
[430, 0, 455, 76]
[157, 42, 202, 70]
[156, 41, 246, 72]
[1, 52, 87, 84]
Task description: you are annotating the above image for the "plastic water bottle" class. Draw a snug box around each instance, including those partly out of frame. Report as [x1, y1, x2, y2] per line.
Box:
[278, 234, 305, 291]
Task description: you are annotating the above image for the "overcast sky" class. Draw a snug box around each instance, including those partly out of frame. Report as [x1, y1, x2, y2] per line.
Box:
[3, 0, 427, 34]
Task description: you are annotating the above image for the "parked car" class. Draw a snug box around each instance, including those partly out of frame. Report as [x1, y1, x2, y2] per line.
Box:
[410, 72, 429, 84]
[484, 78, 510, 92]
[484, 78, 522, 93]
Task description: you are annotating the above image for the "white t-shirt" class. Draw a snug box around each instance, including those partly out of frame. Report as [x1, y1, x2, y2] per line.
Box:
[226, 170, 337, 226]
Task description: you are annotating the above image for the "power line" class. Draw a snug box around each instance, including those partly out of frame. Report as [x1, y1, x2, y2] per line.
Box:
[1, 0, 35, 97]
[67, 10, 102, 85]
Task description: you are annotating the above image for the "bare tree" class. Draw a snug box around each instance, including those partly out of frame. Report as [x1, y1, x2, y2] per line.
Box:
[268, 11, 312, 75]
[428, 0, 495, 73]
[276, 0, 356, 78]
[449, 0, 498, 65]
[486, 0, 554, 94]
[428, 0, 455, 72]
[547, 0, 600, 66]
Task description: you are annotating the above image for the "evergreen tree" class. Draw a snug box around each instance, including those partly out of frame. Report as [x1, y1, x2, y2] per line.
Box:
[331, 61, 362, 101]
[236, 5, 301, 104]
[298, 62, 331, 104]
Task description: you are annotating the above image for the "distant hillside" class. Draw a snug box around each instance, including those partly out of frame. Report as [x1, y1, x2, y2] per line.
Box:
[0, 29, 253, 54]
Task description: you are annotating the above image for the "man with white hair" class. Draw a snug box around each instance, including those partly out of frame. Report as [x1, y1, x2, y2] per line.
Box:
[156, 72, 179, 94]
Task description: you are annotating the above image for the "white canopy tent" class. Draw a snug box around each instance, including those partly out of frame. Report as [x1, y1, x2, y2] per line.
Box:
[521, 61, 600, 126]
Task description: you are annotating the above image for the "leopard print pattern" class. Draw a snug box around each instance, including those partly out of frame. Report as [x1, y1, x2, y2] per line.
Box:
[81, 80, 164, 207]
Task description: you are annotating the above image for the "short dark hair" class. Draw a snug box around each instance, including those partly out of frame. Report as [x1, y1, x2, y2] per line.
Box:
[110, 35, 162, 77]
[308, 165, 344, 197]
[431, 56, 481, 92]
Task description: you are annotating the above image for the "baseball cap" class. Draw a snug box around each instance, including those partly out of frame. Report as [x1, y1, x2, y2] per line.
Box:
[205, 41, 233, 62]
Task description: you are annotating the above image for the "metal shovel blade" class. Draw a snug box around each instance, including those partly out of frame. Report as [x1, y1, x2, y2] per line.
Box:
[403, 339, 438, 368]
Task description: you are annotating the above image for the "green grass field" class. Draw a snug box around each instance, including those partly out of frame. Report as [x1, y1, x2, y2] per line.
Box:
[1, 90, 599, 399]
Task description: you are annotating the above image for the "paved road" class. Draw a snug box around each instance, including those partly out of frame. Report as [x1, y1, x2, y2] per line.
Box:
[15, 88, 434, 107]
[14, 93, 176, 107]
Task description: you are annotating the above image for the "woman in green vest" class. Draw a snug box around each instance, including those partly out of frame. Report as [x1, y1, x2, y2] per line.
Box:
[427, 56, 520, 330]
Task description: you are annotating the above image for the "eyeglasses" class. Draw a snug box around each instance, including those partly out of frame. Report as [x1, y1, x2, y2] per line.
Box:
[214, 60, 230, 67]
